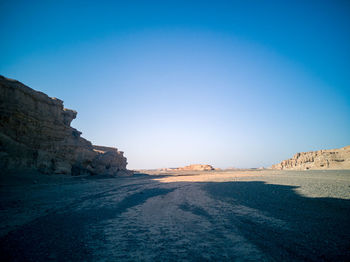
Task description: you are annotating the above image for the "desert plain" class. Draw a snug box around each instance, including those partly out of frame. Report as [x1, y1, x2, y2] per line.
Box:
[1, 169, 349, 261]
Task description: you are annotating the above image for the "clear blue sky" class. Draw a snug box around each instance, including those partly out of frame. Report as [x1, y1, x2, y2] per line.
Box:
[1, 0, 349, 169]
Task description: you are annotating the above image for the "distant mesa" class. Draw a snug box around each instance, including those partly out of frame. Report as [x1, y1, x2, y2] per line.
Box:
[0, 75, 131, 176]
[161, 164, 215, 172]
[179, 164, 215, 171]
[271, 145, 350, 170]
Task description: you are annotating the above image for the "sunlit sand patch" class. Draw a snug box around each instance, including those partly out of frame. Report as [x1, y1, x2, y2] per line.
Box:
[153, 171, 265, 183]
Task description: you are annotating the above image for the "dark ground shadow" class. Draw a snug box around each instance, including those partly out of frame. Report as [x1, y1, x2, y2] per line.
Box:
[0, 185, 175, 262]
[0, 176, 349, 261]
[203, 181, 350, 261]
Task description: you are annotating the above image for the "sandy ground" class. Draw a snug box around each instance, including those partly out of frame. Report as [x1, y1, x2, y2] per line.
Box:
[0, 169, 350, 261]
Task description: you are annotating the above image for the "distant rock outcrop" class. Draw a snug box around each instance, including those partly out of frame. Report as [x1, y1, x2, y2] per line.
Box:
[0, 75, 131, 176]
[160, 164, 215, 172]
[179, 164, 215, 171]
[271, 146, 350, 170]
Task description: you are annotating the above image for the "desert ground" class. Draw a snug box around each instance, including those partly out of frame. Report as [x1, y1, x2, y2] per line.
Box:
[1, 169, 350, 261]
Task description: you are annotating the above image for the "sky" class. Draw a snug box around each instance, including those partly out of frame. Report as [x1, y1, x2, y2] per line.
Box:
[1, 0, 349, 169]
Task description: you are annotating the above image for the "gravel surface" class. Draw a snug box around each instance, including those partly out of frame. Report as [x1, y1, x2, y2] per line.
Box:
[0, 170, 349, 261]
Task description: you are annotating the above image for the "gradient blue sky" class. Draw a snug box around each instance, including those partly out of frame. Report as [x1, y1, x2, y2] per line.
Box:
[1, 0, 349, 169]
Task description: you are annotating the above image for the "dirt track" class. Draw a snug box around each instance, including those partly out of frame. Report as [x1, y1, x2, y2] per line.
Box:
[1, 170, 350, 261]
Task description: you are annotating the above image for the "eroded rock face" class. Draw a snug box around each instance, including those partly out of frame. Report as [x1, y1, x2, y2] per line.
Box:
[271, 146, 350, 170]
[0, 75, 130, 176]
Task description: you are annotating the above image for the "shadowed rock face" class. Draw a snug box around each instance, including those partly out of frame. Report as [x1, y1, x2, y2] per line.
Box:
[271, 145, 350, 170]
[0, 75, 130, 176]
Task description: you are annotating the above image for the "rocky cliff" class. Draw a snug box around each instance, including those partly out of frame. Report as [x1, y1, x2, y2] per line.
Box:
[271, 146, 350, 170]
[0, 75, 130, 176]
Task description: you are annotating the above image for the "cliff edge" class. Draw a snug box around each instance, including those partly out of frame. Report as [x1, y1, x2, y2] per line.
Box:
[0, 75, 130, 176]
[271, 146, 350, 170]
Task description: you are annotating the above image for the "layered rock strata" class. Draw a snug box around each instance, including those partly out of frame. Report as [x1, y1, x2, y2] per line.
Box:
[271, 146, 350, 170]
[0, 75, 130, 176]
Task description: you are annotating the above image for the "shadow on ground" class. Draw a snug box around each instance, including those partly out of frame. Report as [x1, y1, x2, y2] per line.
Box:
[0, 174, 349, 261]
[204, 181, 350, 261]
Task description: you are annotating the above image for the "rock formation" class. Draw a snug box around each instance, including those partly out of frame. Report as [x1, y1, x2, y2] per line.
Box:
[160, 164, 215, 172]
[0, 75, 131, 176]
[179, 164, 214, 171]
[271, 146, 350, 170]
